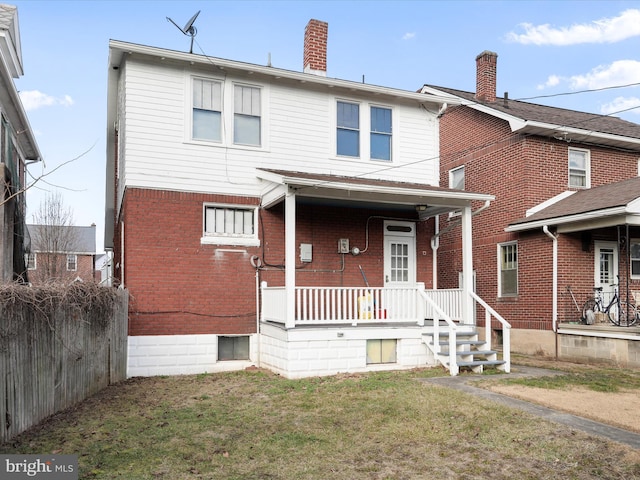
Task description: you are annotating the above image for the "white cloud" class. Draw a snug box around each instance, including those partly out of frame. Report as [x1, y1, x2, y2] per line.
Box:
[568, 60, 640, 90]
[600, 96, 640, 116]
[19, 90, 74, 111]
[506, 9, 640, 45]
[537, 74, 560, 90]
[402, 32, 416, 40]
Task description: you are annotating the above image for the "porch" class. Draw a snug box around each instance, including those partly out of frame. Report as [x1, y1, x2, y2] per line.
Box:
[260, 283, 511, 377]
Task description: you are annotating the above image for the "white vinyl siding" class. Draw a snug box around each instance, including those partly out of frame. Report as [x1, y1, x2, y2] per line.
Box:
[116, 59, 440, 208]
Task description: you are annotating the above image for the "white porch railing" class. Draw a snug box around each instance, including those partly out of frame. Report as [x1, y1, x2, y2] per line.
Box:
[260, 282, 510, 375]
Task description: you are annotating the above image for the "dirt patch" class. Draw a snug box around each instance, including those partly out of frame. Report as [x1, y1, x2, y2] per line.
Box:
[488, 384, 640, 433]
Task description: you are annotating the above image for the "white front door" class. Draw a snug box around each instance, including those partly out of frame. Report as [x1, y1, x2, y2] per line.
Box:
[383, 221, 416, 286]
[594, 241, 618, 296]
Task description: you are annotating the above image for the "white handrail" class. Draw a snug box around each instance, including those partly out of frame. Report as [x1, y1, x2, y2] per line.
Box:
[419, 289, 459, 376]
[470, 291, 511, 373]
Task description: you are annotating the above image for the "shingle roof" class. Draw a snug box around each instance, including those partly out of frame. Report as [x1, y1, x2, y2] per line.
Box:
[27, 224, 96, 254]
[424, 85, 640, 141]
[509, 176, 640, 227]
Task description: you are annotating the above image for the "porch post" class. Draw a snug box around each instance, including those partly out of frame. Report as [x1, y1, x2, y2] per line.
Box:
[285, 189, 296, 329]
[461, 205, 474, 325]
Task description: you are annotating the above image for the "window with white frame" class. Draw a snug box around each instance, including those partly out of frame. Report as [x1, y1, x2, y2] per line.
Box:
[192, 78, 222, 142]
[370, 106, 392, 161]
[337, 101, 360, 157]
[66, 254, 77, 272]
[498, 242, 517, 296]
[569, 148, 590, 188]
[631, 240, 640, 278]
[234, 85, 261, 146]
[449, 165, 465, 190]
[25, 253, 36, 270]
[203, 205, 259, 246]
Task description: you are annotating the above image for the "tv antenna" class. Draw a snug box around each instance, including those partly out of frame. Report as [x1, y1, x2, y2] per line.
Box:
[166, 10, 200, 53]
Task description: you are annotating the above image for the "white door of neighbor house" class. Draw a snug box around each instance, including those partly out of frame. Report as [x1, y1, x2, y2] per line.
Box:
[383, 221, 416, 286]
[594, 241, 618, 298]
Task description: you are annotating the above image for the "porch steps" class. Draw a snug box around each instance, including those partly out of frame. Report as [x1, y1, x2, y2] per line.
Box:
[423, 328, 506, 374]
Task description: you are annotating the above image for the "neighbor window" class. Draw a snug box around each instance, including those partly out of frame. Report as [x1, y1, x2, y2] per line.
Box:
[366, 339, 397, 364]
[370, 106, 392, 161]
[203, 205, 259, 246]
[218, 336, 250, 361]
[631, 240, 640, 278]
[234, 85, 261, 146]
[337, 101, 360, 157]
[569, 148, 590, 188]
[192, 78, 222, 142]
[66, 254, 77, 272]
[449, 165, 465, 190]
[25, 253, 36, 270]
[498, 242, 517, 296]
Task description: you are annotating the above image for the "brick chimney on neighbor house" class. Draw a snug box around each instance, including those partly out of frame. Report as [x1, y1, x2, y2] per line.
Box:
[475, 50, 498, 103]
[303, 19, 328, 76]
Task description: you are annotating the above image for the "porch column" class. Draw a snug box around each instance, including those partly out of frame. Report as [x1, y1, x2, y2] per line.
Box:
[285, 189, 296, 329]
[461, 205, 474, 325]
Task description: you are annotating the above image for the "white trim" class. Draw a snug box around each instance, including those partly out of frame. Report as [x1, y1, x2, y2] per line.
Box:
[568, 147, 590, 189]
[526, 190, 576, 217]
[594, 241, 618, 292]
[202, 203, 260, 246]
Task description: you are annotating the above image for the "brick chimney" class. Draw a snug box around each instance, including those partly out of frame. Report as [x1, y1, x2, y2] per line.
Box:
[475, 50, 498, 103]
[303, 19, 328, 76]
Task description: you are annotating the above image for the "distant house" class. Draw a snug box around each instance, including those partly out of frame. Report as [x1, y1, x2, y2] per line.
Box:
[26, 224, 97, 284]
[105, 20, 509, 378]
[422, 51, 640, 367]
[0, 4, 42, 282]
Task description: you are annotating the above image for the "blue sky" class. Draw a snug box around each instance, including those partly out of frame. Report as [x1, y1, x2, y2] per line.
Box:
[12, 0, 640, 252]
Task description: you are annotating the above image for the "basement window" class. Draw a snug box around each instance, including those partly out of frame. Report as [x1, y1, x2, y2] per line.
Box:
[218, 336, 250, 361]
[366, 339, 397, 364]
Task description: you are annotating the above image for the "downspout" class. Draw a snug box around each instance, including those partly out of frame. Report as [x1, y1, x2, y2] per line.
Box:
[542, 225, 558, 359]
[431, 216, 439, 289]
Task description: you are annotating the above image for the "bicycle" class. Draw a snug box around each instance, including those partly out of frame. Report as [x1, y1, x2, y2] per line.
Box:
[582, 284, 639, 327]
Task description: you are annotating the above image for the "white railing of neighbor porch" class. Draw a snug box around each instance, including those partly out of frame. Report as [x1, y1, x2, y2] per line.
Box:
[471, 291, 511, 373]
[423, 289, 463, 322]
[261, 284, 286, 324]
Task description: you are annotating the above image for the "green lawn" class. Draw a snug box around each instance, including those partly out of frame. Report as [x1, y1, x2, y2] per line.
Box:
[1, 366, 639, 479]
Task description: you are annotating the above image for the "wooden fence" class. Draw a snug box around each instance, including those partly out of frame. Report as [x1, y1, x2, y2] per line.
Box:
[0, 285, 128, 443]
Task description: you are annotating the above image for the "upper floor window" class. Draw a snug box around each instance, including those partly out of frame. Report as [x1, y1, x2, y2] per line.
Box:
[569, 148, 590, 188]
[202, 205, 259, 246]
[234, 85, 261, 146]
[67, 254, 77, 272]
[449, 166, 465, 190]
[25, 253, 36, 270]
[192, 78, 222, 142]
[337, 101, 360, 157]
[498, 242, 517, 297]
[370, 106, 392, 161]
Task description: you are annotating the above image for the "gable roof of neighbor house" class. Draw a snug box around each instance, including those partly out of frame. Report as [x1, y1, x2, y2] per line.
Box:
[27, 224, 97, 254]
[506, 177, 640, 233]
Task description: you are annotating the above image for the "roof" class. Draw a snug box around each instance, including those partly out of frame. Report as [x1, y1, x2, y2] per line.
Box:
[506, 177, 640, 233]
[257, 169, 494, 218]
[422, 84, 640, 151]
[27, 224, 97, 254]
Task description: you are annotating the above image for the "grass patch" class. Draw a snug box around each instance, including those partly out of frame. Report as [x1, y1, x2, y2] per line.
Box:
[1, 368, 639, 479]
[496, 367, 640, 393]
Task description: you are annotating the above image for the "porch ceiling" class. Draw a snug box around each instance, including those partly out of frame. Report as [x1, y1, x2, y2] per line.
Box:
[256, 169, 494, 218]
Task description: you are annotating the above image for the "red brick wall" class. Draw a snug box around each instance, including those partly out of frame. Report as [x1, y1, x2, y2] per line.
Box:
[438, 105, 640, 330]
[120, 188, 435, 336]
[29, 253, 95, 284]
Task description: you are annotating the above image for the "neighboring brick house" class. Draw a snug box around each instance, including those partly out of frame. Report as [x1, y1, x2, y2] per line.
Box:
[0, 4, 42, 283]
[422, 51, 640, 366]
[105, 20, 508, 378]
[26, 224, 97, 284]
